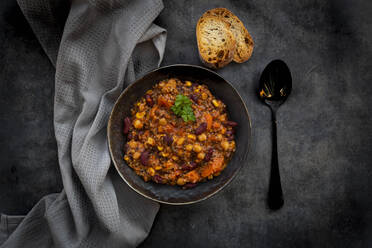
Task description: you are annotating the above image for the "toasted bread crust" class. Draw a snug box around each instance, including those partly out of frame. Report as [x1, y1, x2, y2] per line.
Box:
[203, 8, 254, 63]
[196, 16, 236, 69]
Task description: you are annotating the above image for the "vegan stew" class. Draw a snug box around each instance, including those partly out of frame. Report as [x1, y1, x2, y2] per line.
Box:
[123, 78, 237, 188]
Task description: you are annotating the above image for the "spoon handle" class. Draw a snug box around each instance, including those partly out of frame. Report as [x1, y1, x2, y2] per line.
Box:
[268, 109, 284, 210]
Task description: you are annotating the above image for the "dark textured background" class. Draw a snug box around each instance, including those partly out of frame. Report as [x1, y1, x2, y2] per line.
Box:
[1, 0, 372, 247]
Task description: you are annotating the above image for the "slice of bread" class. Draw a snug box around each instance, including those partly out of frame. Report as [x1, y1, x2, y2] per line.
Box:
[203, 8, 254, 63]
[196, 16, 236, 69]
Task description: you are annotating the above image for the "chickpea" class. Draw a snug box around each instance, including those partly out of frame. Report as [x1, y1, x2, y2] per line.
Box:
[129, 141, 138, 148]
[147, 167, 155, 176]
[136, 112, 145, 119]
[172, 156, 179, 161]
[133, 119, 143, 129]
[219, 115, 226, 121]
[177, 137, 185, 146]
[147, 137, 155, 146]
[159, 118, 167, 125]
[133, 152, 141, 160]
[221, 141, 230, 151]
[198, 133, 207, 142]
[197, 152, 205, 160]
[201, 92, 208, 100]
[187, 134, 196, 140]
[124, 155, 130, 161]
[185, 81, 192, 87]
[185, 144, 193, 151]
[193, 143, 202, 153]
[220, 127, 226, 134]
[177, 177, 186, 186]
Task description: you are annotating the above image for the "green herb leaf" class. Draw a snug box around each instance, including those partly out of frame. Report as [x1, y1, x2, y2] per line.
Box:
[171, 94, 195, 122]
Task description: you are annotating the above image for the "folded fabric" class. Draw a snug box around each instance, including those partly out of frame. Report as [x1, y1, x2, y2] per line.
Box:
[1, 0, 166, 247]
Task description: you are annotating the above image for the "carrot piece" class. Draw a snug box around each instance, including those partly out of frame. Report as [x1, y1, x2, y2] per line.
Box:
[211, 156, 224, 173]
[201, 164, 213, 178]
[150, 106, 158, 118]
[185, 170, 200, 183]
[158, 96, 172, 108]
[205, 113, 213, 130]
[164, 124, 174, 133]
[212, 121, 221, 129]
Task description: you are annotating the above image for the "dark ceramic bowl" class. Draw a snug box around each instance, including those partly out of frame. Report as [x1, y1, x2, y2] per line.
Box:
[108, 64, 251, 205]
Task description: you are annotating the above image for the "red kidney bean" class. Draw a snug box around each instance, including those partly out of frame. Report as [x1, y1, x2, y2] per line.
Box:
[182, 183, 197, 189]
[140, 151, 149, 166]
[223, 121, 238, 127]
[190, 94, 198, 102]
[123, 117, 131, 134]
[153, 175, 164, 184]
[127, 132, 133, 140]
[226, 129, 235, 141]
[163, 135, 173, 146]
[226, 129, 235, 136]
[181, 162, 197, 171]
[189, 162, 197, 169]
[177, 85, 183, 93]
[145, 94, 154, 106]
[190, 83, 198, 90]
[195, 122, 207, 135]
[204, 148, 214, 162]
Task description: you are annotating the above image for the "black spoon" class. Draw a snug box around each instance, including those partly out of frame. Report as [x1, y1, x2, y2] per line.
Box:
[259, 59, 292, 210]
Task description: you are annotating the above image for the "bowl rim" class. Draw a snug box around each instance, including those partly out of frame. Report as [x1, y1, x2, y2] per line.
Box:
[107, 64, 252, 205]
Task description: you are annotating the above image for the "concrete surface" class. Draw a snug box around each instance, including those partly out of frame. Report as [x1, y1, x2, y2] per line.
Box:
[1, 0, 372, 247]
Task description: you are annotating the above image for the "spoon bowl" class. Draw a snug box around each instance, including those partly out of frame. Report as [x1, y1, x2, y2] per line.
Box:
[259, 60, 292, 107]
[258, 59, 292, 210]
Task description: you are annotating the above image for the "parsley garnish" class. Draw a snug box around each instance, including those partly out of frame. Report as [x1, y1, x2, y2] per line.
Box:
[171, 94, 196, 122]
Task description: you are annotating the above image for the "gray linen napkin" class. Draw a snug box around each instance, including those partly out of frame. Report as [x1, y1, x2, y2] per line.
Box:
[1, 0, 166, 247]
